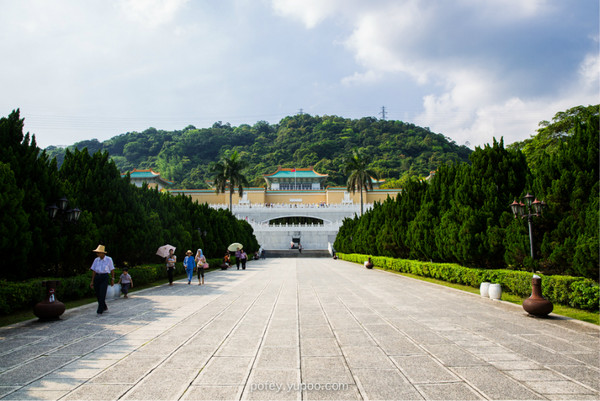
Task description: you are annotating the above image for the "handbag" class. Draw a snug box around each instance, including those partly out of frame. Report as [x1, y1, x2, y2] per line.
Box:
[203, 262, 209, 269]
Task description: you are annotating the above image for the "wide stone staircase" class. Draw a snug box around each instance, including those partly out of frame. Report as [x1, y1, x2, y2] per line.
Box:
[262, 249, 331, 258]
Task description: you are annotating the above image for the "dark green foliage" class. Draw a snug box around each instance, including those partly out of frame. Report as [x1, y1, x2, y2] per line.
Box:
[0, 110, 258, 283]
[0, 162, 31, 276]
[531, 111, 599, 280]
[45, 114, 472, 188]
[336, 138, 529, 268]
[335, 106, 599, 280]
[0, 110, 95, 279]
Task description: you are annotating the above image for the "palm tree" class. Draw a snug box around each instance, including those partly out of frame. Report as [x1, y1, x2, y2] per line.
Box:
[345, 148, 377, 216]
[211, 151, 249, 213]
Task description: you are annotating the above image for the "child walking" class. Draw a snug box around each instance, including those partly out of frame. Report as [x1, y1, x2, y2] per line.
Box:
[118, 268, 133, 298]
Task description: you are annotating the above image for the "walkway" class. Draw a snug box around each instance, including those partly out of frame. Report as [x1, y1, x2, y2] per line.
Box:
[0, 258, 598, 400]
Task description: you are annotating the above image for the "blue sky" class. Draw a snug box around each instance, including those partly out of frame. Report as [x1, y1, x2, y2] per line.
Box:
[1, 0, 597, 149]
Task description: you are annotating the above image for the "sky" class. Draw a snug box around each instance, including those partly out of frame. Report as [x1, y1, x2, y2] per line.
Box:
[1, 0, 598, 149]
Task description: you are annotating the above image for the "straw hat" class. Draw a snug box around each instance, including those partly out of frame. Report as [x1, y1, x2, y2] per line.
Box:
[92, 245, 107, 254]
[186, 250, 192, 255]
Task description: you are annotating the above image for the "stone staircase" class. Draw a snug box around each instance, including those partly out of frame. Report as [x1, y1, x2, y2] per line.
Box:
[262, 249, 331, 258]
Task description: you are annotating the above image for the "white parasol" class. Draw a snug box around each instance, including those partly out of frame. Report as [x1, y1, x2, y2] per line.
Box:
[227, 243, 243, 252]
[156, 244, 176, 258]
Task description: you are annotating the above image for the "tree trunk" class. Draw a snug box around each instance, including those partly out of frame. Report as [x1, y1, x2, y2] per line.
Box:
[360, 187, 364, 216]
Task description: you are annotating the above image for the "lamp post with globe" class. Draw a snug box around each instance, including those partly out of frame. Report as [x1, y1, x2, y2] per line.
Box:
[33, 196, 82, 320]
[510, 193, 546, 263]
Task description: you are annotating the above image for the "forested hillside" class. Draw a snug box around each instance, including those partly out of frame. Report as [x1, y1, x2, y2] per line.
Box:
[45, 115, 472, 188]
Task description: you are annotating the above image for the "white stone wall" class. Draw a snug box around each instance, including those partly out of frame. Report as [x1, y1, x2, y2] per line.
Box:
[252, 225, 341, 250]
[211, 204, 373, 250]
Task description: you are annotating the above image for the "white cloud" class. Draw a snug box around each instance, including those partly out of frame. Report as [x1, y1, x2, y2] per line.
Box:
[270, 0, 597, 147]
[117, 0, 190, 27]
[416, 52, 599, 148]
[0, 1, 596, 149]
[580, 52, 599, 89]
[270, 0, 346, 28]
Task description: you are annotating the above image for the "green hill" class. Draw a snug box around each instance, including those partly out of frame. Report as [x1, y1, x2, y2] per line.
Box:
[45, 114, 472, 188]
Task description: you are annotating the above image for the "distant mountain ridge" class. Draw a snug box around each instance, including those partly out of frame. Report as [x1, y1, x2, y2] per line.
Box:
[45, 114, 472, 189]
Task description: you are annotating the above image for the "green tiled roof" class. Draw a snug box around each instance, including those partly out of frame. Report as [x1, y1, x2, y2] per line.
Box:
[122, 169, 173, 184]
[130, 171, 159, 178]
[264, 168, 327, 179]
[269, 171, 323, 178]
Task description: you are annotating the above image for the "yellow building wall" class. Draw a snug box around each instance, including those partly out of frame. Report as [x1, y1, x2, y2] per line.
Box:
[366, 190, 401, 203]
[169, 188, 401, 206]
[326, 190, 346, 204]
[264, 191, 327, 205]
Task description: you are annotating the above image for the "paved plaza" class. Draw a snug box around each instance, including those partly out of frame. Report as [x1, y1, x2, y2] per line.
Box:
[0, 258, 598, 400]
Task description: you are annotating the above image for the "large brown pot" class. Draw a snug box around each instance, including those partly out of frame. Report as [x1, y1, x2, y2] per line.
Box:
[522, 276, 553, 317]
[33, 280, 65, 321]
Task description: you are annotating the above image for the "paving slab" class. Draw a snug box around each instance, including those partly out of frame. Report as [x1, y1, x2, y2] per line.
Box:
[0, 258, 597, 400]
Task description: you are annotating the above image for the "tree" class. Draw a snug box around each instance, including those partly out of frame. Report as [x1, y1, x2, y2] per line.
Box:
[211, 151, 249, 213]
[345, 148, 378, 216]
[0, 162, 31, 279]
[511, 104, 598, 173]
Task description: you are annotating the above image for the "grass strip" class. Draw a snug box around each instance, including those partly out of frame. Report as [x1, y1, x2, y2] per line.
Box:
[376, 267, 599, 325]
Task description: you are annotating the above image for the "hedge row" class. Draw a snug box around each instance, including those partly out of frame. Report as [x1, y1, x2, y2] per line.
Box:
[338, 253, 599, 312]
[0, 257, 225, 315]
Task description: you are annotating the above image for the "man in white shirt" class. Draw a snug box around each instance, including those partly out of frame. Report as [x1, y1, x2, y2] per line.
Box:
[90, 245, 115, 315]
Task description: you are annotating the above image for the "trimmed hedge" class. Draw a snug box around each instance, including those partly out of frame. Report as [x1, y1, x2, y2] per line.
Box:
[0, 258, 225, 315]
[338, 253, 599, 312]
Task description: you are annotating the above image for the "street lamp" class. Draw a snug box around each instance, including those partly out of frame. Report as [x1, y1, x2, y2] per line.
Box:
[510, 193, 546, 261]
[47, 197, 81, 223]
[36, 196, 82, 320]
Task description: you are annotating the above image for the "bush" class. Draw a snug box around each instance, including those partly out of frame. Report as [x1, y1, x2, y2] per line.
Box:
[338, 253, 599, 312]
[0, 263, 187, 315]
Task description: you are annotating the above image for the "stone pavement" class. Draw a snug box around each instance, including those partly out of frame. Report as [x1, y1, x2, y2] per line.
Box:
[0, 258, 598, 401]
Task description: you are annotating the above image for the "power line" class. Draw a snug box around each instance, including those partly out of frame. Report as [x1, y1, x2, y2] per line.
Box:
[379, 106, 387, 120]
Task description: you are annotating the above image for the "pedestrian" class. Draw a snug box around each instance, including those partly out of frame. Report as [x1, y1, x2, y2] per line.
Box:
[166, 248, 176, 285]
[183, 250, 195, 284]
[235, 248, 241, 270]
[222, 251, 231, 269]
[195, 248, 207, 285]
[240, 249, 247, 270]
[89, 245, 115, 315]
[118, 268, 133, 298]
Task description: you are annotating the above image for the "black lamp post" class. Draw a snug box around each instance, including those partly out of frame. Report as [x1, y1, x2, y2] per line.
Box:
[510, 193, 546, 261]
[47, 196, 81, 223]
[35, 197, 82, 320]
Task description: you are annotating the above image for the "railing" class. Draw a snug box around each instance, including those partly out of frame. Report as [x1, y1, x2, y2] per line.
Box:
[250, 221, 342, 231]
[209, 203, 373, 211]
